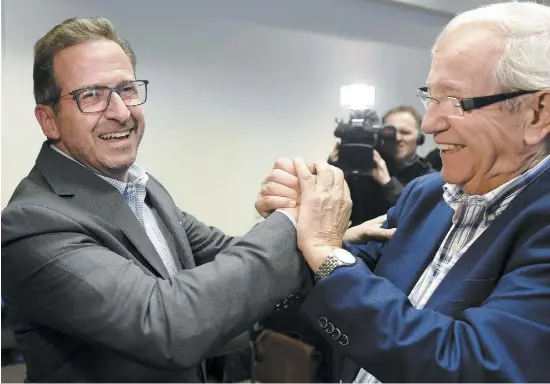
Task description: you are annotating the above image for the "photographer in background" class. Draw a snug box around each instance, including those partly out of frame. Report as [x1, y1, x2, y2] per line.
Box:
[329, 105, 435, 225]
[377, 105, 435, 204]
[426, 147, 443, 171]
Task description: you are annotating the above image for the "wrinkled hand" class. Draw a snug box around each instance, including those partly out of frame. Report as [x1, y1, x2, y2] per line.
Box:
[373, 150, 391, 185]
[343, 214, 396, 244]
[294, 158, 352, 271]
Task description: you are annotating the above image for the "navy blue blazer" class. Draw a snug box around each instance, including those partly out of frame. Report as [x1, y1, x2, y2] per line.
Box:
[300, 170, 550, 382]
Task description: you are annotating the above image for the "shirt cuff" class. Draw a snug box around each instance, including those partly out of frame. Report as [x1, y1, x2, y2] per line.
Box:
[275, 209, 297, 228]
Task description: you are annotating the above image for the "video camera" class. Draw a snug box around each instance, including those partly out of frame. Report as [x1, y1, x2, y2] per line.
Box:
[334, 85, 397, 175]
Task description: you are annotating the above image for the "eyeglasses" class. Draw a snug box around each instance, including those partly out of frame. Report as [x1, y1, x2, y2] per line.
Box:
[58, 80, 149, 113]
[416, 87, 538, 117]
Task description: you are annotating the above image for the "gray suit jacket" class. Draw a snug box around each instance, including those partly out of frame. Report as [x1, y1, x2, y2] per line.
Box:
[1, 143, 308, 382]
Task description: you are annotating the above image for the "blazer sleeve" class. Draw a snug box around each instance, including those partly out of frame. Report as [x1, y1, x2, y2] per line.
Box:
[300, 224, 550, 382]
[179, 208, 300, 266]
[178, 210, 240, 266]
[1, 206, 305, 370]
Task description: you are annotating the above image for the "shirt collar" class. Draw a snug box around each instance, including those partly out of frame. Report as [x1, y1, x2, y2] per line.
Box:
[443, 154, 550, 212]
[49, 144, 148, 194]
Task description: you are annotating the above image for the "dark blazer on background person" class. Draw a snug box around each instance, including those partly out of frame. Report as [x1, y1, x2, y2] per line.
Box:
[1, 142, 307, 382]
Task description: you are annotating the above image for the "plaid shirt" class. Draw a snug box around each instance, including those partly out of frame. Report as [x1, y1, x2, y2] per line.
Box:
[355, 154, 550, 383]
[50, 145, 179, 276]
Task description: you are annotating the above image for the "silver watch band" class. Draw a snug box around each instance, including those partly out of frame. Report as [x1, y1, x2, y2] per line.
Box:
[314, 254, 342, 282]
[313, 248, 355, 282]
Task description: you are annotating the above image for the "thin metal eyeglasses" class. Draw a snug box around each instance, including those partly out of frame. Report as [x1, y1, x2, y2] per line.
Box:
[57, 80, 149, 113]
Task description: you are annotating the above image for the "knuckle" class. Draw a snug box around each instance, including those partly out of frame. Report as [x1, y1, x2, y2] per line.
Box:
[264, 172, 275, 183]
[273, 157, 293, 171]
[308, 193, 324, 205]
[272, 168, 288, 179]
[266, 170, 284, 184]
[262, 196, 278, 209]
[261, 182, 273, 195]
[332, 165, 343, 176]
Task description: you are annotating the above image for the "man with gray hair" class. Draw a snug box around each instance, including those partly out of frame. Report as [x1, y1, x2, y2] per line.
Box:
[257, 1, 550, 382]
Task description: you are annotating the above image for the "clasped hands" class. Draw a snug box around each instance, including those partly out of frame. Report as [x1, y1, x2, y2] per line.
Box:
[255, 157, 396, 271]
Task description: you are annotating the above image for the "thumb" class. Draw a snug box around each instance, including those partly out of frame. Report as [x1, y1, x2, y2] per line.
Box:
[294, 157, 315, 192]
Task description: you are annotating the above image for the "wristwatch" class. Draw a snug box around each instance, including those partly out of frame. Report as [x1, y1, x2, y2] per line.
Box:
[313, 248, 356, 282]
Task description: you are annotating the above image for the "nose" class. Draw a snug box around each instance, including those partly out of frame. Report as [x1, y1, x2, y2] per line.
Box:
[421, 107, 448, 135]
[103, 92, 131, 123]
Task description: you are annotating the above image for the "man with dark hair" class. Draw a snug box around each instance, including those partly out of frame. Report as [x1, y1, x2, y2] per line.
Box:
[1, 17, 357, 382]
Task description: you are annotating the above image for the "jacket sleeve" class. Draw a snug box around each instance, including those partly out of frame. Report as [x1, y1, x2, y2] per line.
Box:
[1, 206, 305, 370]
[300, 224, 550, 382]
[178, 210, 240, 266]
[380, 176, 405, 206]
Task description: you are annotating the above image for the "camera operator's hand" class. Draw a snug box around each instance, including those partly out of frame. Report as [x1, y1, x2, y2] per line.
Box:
[294, 158, 352, 271]
[328, 143, 340, 163]
[373, 150, 392, 186]
[343, 214, 396, 244]
[255, 158, 316, 220]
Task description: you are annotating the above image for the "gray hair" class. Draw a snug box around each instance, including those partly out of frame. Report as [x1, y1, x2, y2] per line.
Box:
[433, 2, 550, 152]
[433, 2, 550, 96]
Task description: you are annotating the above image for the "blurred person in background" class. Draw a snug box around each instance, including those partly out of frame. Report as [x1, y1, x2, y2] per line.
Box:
[329, 105, 435, 225]
[426, 147, 443, 171]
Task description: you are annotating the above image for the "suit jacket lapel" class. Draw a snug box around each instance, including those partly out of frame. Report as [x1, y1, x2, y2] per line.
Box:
[145, 179, 195, 269]
[426, 168, 550, 309]
[36, 143, 170, 279]
[392, 200, 453, 295]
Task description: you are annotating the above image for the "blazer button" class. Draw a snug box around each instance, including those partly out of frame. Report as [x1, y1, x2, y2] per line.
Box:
[332, 328, 341, 340]
[319, 317, 328, 329]
[339, 334, 349, 346]
[326, 322, 335, 334]
[179, 220, 184, 226]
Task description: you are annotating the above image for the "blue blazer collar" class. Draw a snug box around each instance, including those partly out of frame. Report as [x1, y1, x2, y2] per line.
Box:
[426, 167, 550, 309]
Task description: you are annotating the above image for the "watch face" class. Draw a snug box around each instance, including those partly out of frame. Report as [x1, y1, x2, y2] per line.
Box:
[333, 248, 355, 264]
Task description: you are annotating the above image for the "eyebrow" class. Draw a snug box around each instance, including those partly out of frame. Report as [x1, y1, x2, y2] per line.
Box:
[78, 79, 136, 90]
[425, 82, 466, 95]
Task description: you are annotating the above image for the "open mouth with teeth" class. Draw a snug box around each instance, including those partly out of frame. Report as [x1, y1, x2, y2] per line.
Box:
[437, 143, 466, 153]
[98, 128, 135, 141]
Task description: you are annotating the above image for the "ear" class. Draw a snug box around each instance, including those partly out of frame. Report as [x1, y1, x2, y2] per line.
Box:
[524, 90, 550, 146]
[35, 104, 61, 140]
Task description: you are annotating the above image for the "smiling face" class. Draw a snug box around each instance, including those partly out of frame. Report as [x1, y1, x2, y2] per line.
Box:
[383, 111, 419, 161]
[35, 40, 145, 181]
[422, 28, 545, 195]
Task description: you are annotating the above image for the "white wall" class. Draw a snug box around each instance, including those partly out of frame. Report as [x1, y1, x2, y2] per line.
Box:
[1, 0, 450, 235]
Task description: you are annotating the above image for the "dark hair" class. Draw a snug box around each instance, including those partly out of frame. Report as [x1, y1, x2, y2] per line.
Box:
[382, 105, 423, 129]
[33, 17, 137, 108]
